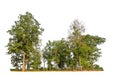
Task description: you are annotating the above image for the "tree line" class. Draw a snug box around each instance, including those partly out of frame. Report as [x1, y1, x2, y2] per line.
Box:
[7, 12, 105, 71]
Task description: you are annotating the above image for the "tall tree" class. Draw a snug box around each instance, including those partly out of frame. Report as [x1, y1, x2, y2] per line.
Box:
[7, 12, 44, 71]
[67, 20, 105, 71]
[67, 20, 86, 70]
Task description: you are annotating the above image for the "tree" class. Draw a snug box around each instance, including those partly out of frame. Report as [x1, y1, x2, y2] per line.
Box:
[42, 40, 54, 70]
[7, 12, 44, 71]
[42, 39, 70, 70]
[52, 39, 70, 70]
[67, 20, 86, 70]
[82, 34, 105, 70]
[67, 20, 105, 71]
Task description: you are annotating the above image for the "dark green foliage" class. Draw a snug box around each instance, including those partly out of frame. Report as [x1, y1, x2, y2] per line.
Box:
[42, 39, 70, 70]
[94, 64, 104, 71]
[10, 53, 22, 70]
[42, 20, 105, 71]
[7, 12, 44, 71]
[7, 13, 105, 71]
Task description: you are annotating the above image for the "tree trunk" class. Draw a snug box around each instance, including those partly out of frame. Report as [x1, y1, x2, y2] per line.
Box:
[43, 59, 45, 70]
[91, 63, 94, 71]
[22, 52, 26, 71]
[79, 56, 82, 71]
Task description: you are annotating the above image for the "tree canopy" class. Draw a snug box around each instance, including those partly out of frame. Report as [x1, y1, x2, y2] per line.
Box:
[7, 12, 105, 71]
[7, 12, 44, 71]
[42, 20, 105, 71]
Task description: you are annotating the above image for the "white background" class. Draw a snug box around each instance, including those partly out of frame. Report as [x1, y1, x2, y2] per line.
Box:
[0, 0, 120, 75]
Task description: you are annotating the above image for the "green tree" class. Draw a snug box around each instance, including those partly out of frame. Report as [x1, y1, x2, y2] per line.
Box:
[27, 50, 41, 70]
[52, 39, 70, 70]
[7, 12, 44, 71]
[67, 20, 105, 71]
[42, 40, 54, 70]
[82, 34, 105, 70]
[42, 39, 70, 70]
[67, 20, 87, 70]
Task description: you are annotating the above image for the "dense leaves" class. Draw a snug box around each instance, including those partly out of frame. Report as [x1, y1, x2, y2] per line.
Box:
[42, 20, 105, 71]
[7, 12, 105, 71]
[42, 39, 70, 70]
[7, 12, 43, 71]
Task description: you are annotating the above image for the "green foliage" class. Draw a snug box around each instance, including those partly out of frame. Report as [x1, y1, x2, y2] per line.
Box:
[42, 39, 70, 70]
[42, 19, 105, 71]
[10, 53, 22, 70]
[27, 50, 41, 70]
[7, 12, 44, 71]
[94, 64, 104, 71]
[7, 13, 105, 71]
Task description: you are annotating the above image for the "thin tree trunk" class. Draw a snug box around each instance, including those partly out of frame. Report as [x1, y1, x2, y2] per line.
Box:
[43, 59, 45, 70]
[27, 61, 30, 70]
[91, 63, 94, 71]
[79, 56, 82, 71]
[22, 52, 26, 71]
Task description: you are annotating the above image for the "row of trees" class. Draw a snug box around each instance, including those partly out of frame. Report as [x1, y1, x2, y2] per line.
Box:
[7, 12, 105, 71]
